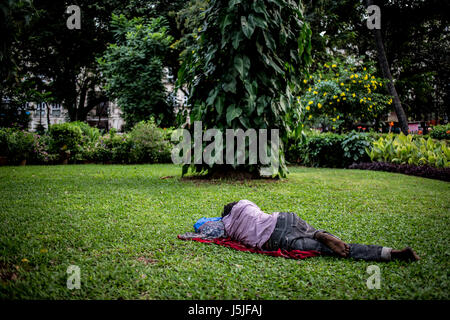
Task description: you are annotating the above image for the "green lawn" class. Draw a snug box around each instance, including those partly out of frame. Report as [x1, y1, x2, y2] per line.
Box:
[0, 164, 449, 299]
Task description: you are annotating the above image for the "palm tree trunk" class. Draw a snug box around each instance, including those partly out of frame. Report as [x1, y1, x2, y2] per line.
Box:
[365, 0, 409, 135]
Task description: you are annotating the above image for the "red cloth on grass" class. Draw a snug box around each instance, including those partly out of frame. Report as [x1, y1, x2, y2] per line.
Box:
[177, 236, 320, 260]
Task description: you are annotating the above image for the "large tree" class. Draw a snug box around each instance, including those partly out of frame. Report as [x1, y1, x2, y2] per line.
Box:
[177, 0, 312, 178]
[98, 14, 175, 129]
[4, 0, 187, 123]
[303, 0, 449, 129]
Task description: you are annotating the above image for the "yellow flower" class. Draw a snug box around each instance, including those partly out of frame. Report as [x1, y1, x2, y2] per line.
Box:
[303, 79, 308, 84]
[332, 64, 337, 68]
[341, 92, 346, 96]
[323, 92, 328, 96]
[308, 101, 314, 105]
[308, 87, 312, 92]
[363, 67, 367, 71]
[343, 97, 346, 100]
[352, 93, 356, 98]
[364, 74, 369, 80]
[332, 118, 336, 122]
[337, 115, 340, 120]
[340, 82, 344, 86]
[350, 75, 354, 79]
[318, 103, 322, 109]
[354, 74, 359, 78]
[333, 95, 338, 99]
[306, 106, 310, 111]
[313, 91, 318, 95]
[308, 115, 313, 120]
[337, 99, 341, 102]
[21, 258, 29, 263]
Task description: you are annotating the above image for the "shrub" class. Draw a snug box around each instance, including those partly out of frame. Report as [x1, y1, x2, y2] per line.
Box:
[70, 121, 102, 144]
[1, 128, 35, 163]
[429, 124, 450, 140]
[287, 130, 371, 168]
[341, 131, 372, 164]
[0, 128, 9, 157]
[128, 119, 172, 164]
[299, 57, 392, 132]
[48, 123, 83, 158]
[30, 133, 58, 164]
[367, 133, 449, 168]
[349, 162, 450, 182]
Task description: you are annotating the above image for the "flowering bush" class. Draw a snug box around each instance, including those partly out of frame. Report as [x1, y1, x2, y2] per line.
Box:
[30, 134, 58, 164]
[299, 58, 393, 131]
[429, 124, 450, 140]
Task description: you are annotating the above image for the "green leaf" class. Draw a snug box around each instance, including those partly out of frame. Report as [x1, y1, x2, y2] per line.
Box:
[241, 15, 256, 39]
[226, 105, 242, 125]
[215, 95, 225, 115]
[232, 30, 244, 49]
[279, 95, 288, 112]
[222, 77, 237, 93]
[234, 55, 250, 79]
[221, 14, 233, 35]
[229, 0, 242, 8]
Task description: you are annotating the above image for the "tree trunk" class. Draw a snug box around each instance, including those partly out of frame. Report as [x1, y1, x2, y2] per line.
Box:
[366, 0, 409, 135]
[46, 102, 50, 129]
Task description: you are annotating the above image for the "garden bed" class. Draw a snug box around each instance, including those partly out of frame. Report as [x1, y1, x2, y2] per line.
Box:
[349, 162, 450, 182]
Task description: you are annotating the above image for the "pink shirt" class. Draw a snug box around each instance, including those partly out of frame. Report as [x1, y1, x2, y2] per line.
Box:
[222, 200, 279, 249]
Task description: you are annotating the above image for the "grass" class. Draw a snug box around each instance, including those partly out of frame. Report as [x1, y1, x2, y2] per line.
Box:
[0, 164, 449, 300]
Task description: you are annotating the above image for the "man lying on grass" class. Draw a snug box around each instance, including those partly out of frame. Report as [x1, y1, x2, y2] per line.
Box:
[218, 200, 419, 262]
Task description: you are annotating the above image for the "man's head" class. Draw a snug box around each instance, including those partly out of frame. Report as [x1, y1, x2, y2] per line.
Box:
[222, 202, 238, 218]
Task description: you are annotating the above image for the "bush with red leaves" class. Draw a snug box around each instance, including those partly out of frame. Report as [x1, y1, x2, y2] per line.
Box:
[349, 162, 450, 182]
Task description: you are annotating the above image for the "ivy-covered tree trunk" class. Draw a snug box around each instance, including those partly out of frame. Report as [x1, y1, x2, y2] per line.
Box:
[177, 0, 312, 178]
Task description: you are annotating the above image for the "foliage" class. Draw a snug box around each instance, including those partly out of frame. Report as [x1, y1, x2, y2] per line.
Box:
[98, 14, 175, 129]
[0, 101, 31, 129]
[303, 0, 450, 123]
[0, 128, 35, 162]
[128, 119, 172, 164]
[48, 123, 83, 157]
[177, 0, 313, 178]
[367, 133, 450, 168]
[299, 57, 392, 131]
[69, 121, 102, 144]
[429, 124, 450, 140]
[29, 133, 58, 164]
[287, 130, 371, 168]
[341, 131, 373, 163]
[349, 162, 450, 182]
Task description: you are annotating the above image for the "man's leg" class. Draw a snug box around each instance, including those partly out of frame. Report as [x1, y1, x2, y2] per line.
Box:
[314, 232, 419, 262]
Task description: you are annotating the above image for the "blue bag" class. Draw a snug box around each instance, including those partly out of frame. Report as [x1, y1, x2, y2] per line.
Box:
[194, 217, 221, 232]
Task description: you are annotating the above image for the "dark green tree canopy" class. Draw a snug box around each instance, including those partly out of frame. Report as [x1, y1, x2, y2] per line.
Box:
[98, 14, 175, 129]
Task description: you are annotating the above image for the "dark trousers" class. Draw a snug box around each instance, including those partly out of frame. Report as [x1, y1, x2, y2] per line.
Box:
[264, 212, 388, 261]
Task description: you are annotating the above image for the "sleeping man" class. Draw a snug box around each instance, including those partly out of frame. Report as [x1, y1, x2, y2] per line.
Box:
[220, 200, 420, 262]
